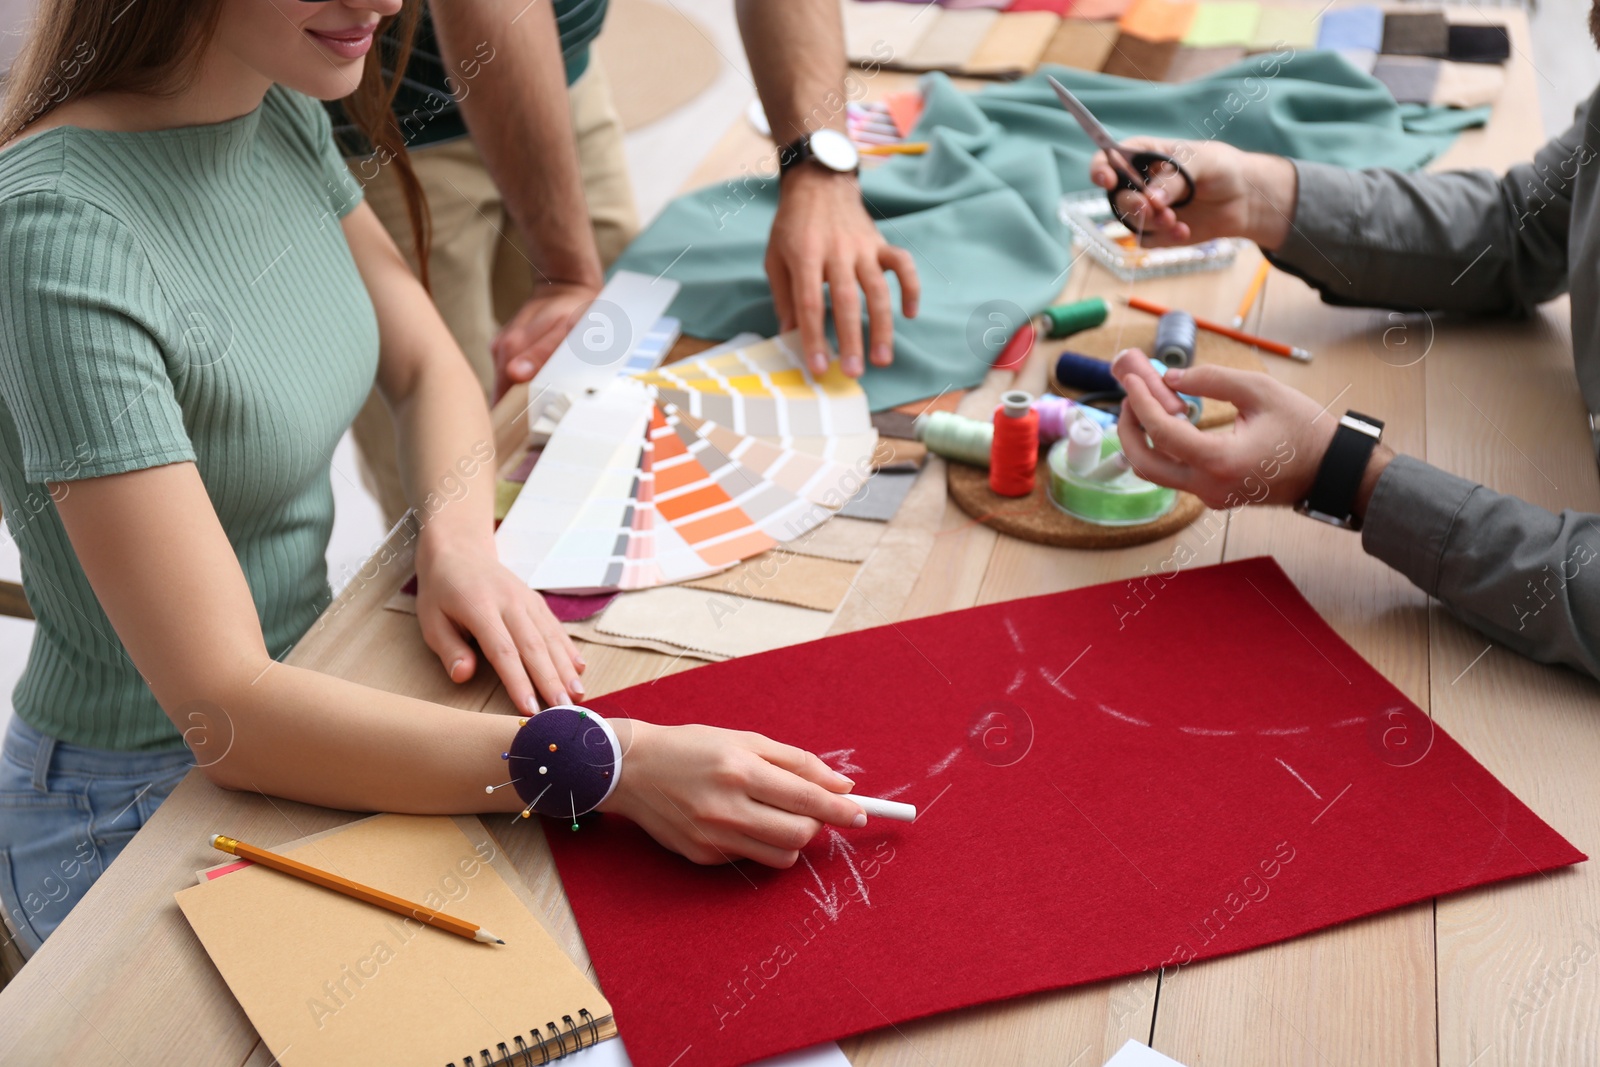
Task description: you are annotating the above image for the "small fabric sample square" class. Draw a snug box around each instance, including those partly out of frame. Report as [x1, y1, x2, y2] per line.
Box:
[1432, 59, 1506, 109]
[1372, 55, 1441, 105]
[1008, 0, 1075, 12]
[1166, 45, 1246, 80]
[837, 470, 920, 522]
[1247, 3, 1319, 50]
[1040, 18, 1120, 68]
[1182, 2, 1259, 47]
[1447, 23, 1511, 64]
[1102, 31, 1180, 78]
[1118, 0, 1197, 41]
[966, 10, 1064, 74]
[1381, 10, 1449, 58]
[907, 8, 1002, 69]
[1315, 4, 1382, 52]
[1071, 0, 1134, 16]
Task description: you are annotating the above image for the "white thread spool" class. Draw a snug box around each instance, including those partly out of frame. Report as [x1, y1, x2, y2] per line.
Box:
[1067, 417, 1103, 476]
[1085, 451, 1132, 482]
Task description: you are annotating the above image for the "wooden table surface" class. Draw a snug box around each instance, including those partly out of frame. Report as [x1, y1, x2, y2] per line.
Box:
[4, 12, 1597, 1065]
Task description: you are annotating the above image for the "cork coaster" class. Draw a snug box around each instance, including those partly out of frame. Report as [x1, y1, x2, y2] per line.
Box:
[946, 460, 1206, 549]
[1047, 320, 1264, 429]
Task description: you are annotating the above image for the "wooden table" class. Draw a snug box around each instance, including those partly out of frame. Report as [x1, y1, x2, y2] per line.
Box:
[4, 12, 1597, 1065]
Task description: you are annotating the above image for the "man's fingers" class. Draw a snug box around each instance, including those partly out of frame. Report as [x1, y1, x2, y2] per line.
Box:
[1162, 364, 1272, 409]
[859, 257, 895, 367]
[1122, 376, 1223, 463]
[881, 244, 920, 319]
[828, 257, 865, 376]
[1111, 348, 1187, 418]
[791, 255, 830, 375]
[768, 251, 795, 332]
[1116, 403, 1192, 489]
[419, 612, 476, 684]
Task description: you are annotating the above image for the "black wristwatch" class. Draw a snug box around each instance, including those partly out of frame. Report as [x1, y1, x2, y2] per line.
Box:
[776, 128, 860, 178]
[1296, 411, 1384, 530]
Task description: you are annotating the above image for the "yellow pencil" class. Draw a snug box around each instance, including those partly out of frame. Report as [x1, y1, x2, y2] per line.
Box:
[210, 834, 504, 944]
[1232, 260, 1270, 328]
[859, 142, 929, 156]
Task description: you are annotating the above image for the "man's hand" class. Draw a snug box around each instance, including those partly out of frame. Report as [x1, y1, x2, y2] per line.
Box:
[1087, 137, 1299, 250]
[767, 167, 921, 378]
[489, 280, 601, 402]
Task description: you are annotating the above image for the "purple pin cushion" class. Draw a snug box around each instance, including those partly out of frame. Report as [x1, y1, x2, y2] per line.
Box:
[508, 705, 623, 822]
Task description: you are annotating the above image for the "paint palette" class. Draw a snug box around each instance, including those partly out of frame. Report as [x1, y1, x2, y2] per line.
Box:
[496, 335, 877, 594]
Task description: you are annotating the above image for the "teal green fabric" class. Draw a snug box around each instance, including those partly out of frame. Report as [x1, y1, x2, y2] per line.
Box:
[0, 88, 379, 750]
[614, 51, 1484, 411]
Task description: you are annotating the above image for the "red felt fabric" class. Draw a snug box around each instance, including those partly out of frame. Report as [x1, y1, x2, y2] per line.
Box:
[550, 558, 1582, 1067]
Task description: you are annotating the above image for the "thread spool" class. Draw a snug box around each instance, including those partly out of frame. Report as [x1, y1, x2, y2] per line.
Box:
[1046, 438, 1176, 527]
[1085, 451, 1131, 482]
[1066, 417, 1103, 476]
[994, 320, 1037, 371]
[989, 390, 1039, 497]
[1041, 296, 1110, 339]
[1153, 310, 1197, 368]
[916, 410, 993, 468]
[1053, 351, 1121, 395]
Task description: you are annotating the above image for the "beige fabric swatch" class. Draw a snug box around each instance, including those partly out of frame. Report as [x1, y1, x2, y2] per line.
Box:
[966, 11, 1061, 76]
[1040, 20, 1119, 71]
[596, 586, 836, 659]
[908, 9, 1001, 70]
[683, 550, 859, 612]
[564, 615, 726, 662]
[779, 515, 885, 562]
[1432, 60, 1505, 110]
[842, 0, 935, 63]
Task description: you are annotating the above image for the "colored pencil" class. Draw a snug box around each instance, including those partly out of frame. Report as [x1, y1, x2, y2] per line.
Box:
[1124, 295, 1312, 362]
[860, 142, 929, 156]
[1233, 260, 1270, 328]
[209, 834, 504, 944]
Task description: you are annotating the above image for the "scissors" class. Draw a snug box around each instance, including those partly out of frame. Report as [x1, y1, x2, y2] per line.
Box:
[1047, 75, 1195, 230]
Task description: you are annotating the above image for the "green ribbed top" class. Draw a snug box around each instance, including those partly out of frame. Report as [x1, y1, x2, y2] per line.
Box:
[0, 87, 378, 751]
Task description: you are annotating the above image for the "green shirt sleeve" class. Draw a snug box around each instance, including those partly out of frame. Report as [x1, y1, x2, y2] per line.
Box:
[265, 86, 364, 221]
[0, 191, 196, 484]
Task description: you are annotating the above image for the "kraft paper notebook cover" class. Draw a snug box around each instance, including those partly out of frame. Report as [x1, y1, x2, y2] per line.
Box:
[177, 814, 616, 1067]
[549, 557, 1583, 1067]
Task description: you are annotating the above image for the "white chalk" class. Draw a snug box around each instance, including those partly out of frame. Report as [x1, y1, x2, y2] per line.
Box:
[853, 795, 917, 822]
[1066, 417, 1103, 476]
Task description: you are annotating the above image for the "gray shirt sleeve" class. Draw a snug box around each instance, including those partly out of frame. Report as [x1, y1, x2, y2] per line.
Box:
[1266, 113, 1589, 315]
[1361, 455, 1600, 679]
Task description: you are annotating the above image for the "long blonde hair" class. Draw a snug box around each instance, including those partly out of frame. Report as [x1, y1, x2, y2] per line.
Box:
[0, 0, 432, 284]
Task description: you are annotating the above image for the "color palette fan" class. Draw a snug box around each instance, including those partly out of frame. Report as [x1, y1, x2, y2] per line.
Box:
[496, 336, 877, 594]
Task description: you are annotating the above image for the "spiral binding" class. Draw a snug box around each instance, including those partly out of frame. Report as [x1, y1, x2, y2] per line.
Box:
[447, 1008, 600, 1066]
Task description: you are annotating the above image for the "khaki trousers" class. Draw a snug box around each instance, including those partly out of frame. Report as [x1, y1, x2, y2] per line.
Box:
[352, 60, 639, 525]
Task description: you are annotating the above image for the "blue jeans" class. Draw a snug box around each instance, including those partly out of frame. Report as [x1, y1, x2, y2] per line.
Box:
[0, 717, 191, 956]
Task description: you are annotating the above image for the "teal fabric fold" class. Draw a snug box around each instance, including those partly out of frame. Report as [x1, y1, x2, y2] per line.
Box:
[616, 51, 1483, 410]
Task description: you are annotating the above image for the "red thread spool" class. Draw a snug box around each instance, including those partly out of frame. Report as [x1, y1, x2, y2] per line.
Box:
[994, 319, 1037, 371]
[990, 390, 1039, 497]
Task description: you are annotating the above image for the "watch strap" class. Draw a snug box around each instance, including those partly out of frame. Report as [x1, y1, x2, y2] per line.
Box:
[1302, 411, 1384, 529]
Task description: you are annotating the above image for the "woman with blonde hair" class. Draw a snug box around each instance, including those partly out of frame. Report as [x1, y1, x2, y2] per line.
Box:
[0, 0, 862, 954]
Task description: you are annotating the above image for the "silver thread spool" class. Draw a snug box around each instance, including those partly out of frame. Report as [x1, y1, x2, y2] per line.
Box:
[1153, 310, 1197, 368]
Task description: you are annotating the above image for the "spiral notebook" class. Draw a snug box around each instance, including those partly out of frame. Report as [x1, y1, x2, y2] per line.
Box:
[176, 814, 615, 1067]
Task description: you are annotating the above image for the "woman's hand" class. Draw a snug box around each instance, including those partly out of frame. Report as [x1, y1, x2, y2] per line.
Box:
[413, 531, 585, 713]
[1087, 138, 1299, 250]
[1110, 350, 1341, 509]
[599, 720, 867, 869]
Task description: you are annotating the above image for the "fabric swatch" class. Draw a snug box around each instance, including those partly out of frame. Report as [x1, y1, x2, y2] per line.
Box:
[1118, 0, 1197, 42]
[1336, 47, 1378, 75]
[1181, 2, 1258, 47]
[1039, 18, 1120, 69]
[841, 1, 934, 63]
[1315, 4, 1382, 52]
[1071, 0, 1134, 18]
[1246, 3, 1319, 50]
[1432, 60, 1505, 110]
[908, 9, 1001, 70]
[1102, 32, 1180, 79]
[544, 591, 619, 622]
[563, 615, 725, 662]
[1447, 23, 1511, 64]
[779, 516, 885, 563]
[836, 469, 920, 522]
[1165, 45, 1246, 81]
[683, 551, 860, 613]
[1009, 0, 1075, 12]
[945, 0, 1013, 8]
[594, 586, 834, 660]
[1381, 10, 1449, 58]
[966, 11, 1063, 75]
[553, 557, 1585, 1067]
[1372, 56, 1441, 106]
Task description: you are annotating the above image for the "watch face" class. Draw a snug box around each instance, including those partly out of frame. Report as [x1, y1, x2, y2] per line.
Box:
[808, 128, 859, 172]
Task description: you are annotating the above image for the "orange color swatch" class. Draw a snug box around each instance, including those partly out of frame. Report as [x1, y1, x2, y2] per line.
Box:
[1117, 0, 1197, 40]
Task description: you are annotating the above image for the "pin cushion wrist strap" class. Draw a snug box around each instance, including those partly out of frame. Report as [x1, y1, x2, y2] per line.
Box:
[503, 706, 622, 828]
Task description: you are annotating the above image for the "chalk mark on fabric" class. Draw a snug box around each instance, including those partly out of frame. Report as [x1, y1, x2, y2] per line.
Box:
[1259, 726, 1311, 736]
[1099, 703, 1152, 727]
[927, 746, 963, 777]
[1179, 726, 1236, 737]
[1005, 667, 1027, 695]
[819, 749, 866, 777]
[1004, 617, 1025, 654]
[1332, 716, 1366, 728]
[1274, 757, 1323, 800]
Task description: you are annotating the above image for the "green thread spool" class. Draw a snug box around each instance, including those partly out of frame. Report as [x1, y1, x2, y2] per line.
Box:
[1041, 297, 1110, 339]
[916, 410, 993, 468]
[1046, 437, 1176, 526]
